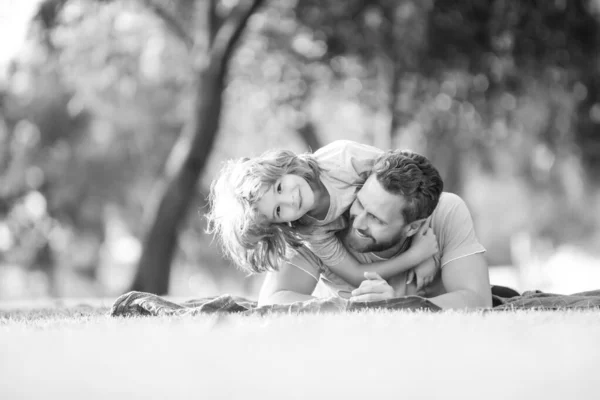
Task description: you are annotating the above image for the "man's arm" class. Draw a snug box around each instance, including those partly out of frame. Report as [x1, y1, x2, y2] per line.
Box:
[428, 253, 492, 309]
[349, 254, 491, 308]
[351, 195, 491, 308]
[258, 259, 320, 306]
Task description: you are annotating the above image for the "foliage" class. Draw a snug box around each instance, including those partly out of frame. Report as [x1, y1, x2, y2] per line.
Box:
[1, 0, 600, 299]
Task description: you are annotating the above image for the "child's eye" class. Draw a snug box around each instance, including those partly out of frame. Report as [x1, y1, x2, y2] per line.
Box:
[277, 183, 282, 193]
[276, 206, 281, 217]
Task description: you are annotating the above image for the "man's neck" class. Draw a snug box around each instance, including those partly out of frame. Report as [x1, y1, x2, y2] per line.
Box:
[371, 237, 411, 260]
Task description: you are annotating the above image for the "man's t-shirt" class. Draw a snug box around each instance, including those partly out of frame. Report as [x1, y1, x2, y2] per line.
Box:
[289, 192, 486, 298]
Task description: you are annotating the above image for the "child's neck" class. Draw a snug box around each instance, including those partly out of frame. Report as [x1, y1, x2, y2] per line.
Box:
[307, 179, 330, 221]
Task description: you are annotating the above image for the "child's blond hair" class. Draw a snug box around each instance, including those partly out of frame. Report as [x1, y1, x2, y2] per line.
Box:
[206, 149, 322, 273]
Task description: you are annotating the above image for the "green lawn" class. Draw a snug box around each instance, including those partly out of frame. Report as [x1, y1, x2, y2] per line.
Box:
[1, 303, 599, 400]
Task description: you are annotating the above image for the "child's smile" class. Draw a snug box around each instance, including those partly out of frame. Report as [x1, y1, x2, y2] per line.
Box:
[256, 174, 315, 223]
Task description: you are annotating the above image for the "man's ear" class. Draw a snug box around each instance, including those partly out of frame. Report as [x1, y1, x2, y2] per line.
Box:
[405, 218, 427, 238]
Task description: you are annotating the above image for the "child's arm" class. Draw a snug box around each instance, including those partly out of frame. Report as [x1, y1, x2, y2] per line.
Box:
[328, 230, 437, 286]
[406, 255, 440, 291]
[307, 224, 439, 287]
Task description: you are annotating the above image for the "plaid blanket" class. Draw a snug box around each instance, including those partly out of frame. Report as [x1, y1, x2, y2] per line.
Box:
[492, 289, 600, 310]
[109, 289, 600, 317]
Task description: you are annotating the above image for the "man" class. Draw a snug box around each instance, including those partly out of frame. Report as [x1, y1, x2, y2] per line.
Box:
[258, 148, 492, 309]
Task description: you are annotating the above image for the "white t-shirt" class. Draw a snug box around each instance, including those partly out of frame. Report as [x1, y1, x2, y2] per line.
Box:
[291, 192, 487, 298]
[300, 140, 384, 266]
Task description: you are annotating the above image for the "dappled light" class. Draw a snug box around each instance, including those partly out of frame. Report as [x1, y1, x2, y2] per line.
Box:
[0, 0, 599, 301]
[2, 4, 600, 399]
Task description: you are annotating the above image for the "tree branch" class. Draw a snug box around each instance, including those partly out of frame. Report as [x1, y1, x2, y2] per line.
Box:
[32, 0, 69, 52]
[351, 0, 376, 21]
[208, 0, 223, 45]
[297, 120, 322, 151]
[211, 0, 265, 63]
[143, 0, 194, 50]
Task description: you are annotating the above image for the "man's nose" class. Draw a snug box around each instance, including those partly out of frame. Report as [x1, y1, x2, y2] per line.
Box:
[354, 212, 368, 230]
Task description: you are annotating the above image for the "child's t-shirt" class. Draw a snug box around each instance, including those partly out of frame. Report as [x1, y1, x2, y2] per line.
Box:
[299, 140, 384, 266]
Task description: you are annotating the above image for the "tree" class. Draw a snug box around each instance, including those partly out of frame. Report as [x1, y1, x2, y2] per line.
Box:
[0, 0, 99, 297]
[130, 0, 265, 294]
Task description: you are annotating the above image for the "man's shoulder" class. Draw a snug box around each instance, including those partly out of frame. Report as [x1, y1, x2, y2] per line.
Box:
[431, 192, 475, 231]
[435, 192, 468, 213]
[432, 192, 486, 266]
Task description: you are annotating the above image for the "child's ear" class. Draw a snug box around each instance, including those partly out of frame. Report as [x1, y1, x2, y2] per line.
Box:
[405, 218, 427, 238]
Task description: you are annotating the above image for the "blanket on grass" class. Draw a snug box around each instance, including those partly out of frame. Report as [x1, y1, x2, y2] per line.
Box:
[110, 289, 600, 317]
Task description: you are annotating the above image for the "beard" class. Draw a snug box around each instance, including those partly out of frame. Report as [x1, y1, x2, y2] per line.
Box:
[343, 215, 406, 253]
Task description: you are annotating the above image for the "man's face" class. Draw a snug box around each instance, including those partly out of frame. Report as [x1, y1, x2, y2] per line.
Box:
[345, 174, 411, 253]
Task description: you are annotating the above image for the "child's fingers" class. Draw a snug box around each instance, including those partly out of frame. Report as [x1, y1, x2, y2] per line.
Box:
[420, 217, 433, 235]
[417, 219, 430, 236]
[406, 269, 415, 284]
[416, 274, 424, 290]
[424, 228, 435, 240]
[425, 277, 432, 288]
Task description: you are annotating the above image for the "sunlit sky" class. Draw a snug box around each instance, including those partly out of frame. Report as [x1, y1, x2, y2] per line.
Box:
[0, 0, 42, 81]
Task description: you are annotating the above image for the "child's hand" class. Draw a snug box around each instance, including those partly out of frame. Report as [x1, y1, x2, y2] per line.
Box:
[406, 256, 439, 291]
[409, 223, 439, 264]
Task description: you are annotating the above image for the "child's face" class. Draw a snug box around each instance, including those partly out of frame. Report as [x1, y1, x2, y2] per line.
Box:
[255, 174, 315, 223]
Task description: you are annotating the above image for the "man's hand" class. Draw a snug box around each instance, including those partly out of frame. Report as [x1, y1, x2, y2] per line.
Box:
[350, 272, 395, 302]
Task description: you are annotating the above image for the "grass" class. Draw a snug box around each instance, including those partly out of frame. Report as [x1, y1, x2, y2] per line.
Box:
[1, 303, 599, 400]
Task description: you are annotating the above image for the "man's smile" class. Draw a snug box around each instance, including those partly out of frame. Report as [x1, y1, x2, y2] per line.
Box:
[355, 228, 369, 239]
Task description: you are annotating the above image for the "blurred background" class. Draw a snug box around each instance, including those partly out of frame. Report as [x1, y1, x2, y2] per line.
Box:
[1, 0, 599, 302]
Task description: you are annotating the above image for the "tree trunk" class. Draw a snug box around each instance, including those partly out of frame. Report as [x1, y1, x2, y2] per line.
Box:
[130, 65, 222, 293]
[130, 0, 264, 294]
[297, 120, 322, 151]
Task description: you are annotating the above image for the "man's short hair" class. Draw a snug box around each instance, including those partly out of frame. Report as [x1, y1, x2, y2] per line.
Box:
[372, 150, 444, 223]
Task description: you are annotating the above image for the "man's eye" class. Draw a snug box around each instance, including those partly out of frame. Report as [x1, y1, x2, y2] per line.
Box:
[277, 183, 282, 193]
[276, 206, 281, 217]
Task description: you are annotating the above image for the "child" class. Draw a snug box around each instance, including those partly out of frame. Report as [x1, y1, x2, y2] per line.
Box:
[206, 140, 439, 290]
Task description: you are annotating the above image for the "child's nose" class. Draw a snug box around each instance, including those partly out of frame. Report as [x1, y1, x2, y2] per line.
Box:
[284, 192, 295, 206]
